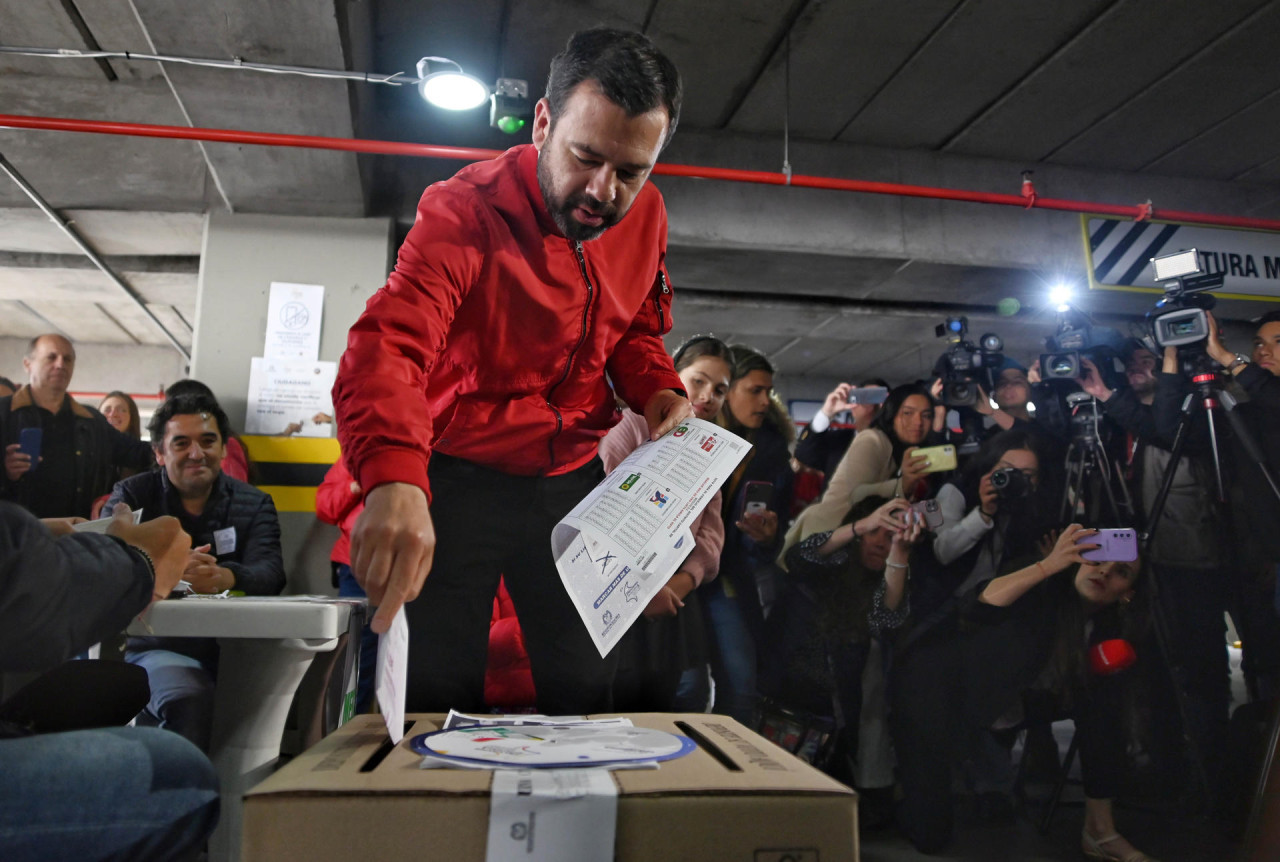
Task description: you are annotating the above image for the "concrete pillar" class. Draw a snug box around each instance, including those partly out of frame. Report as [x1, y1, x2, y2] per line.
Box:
[192, 212, 393, 593]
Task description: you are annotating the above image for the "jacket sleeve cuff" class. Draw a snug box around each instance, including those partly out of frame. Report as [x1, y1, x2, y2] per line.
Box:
[356, 449, 432, 503]
[622, 373, 687, 419]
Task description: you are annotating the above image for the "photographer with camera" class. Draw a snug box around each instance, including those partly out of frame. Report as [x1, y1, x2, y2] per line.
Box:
[1074, 339, 1236, 805]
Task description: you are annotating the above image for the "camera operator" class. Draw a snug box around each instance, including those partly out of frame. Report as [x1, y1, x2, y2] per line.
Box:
[1205, 311, 1280, 696]
[1074, 342, 1234, 802]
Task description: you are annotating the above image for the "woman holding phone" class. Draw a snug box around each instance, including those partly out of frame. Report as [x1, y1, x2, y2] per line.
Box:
[695, 344, 794, 724]
[782, 382, 937, 563]
[895, 524, 1158, 860]
[598, 335, 732, 711]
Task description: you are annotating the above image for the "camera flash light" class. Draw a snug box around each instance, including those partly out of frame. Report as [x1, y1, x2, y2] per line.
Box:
[1151, 248, 1201, 282]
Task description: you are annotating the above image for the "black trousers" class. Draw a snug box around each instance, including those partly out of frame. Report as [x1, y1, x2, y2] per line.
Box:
[403, 453, 618, 714]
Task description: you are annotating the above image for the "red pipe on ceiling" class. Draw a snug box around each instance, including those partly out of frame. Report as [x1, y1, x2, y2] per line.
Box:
[2, 112, 1278, 233]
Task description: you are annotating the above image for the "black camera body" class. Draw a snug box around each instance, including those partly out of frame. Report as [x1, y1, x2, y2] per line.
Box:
[1147, 278, 1218, 351]
[934, 317, 1005, 408]
[1038, 313, 1126, 390]
[990, 466, 1032, 500]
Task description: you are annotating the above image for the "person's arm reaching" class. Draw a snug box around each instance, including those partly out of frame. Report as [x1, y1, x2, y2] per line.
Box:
[0, 502, 189, 670]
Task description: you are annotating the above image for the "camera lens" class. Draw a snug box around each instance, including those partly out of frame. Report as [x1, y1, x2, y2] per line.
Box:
[1051, 357, 1073, 375]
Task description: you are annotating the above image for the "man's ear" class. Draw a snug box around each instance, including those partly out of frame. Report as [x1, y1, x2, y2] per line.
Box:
[531, 98, 552, 151]
[154, 447, 165, 467]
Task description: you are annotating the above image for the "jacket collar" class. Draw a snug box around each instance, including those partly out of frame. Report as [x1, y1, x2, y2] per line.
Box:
[10, 384, 93, 419]
[159, 465, 228, 516]
[517, 144, 564, 239]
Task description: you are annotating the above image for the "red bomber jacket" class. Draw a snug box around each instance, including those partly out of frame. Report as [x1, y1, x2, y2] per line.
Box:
[333, 144, 684, 500]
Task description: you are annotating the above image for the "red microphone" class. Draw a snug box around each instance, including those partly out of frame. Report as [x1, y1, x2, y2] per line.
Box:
[1089, 639, 1137, 675]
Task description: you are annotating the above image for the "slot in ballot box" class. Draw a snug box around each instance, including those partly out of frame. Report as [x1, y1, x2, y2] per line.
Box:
[127, 595, 365, 862]
[242, 713, 859, 862]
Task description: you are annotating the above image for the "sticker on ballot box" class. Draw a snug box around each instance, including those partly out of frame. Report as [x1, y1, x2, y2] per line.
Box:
[409, 723, 695, 769]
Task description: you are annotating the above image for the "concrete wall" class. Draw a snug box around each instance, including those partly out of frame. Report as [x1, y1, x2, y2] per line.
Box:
[192, 212, 393, 594]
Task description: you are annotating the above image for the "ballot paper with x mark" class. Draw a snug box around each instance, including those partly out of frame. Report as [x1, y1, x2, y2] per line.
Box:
[551, 418, 749, 657]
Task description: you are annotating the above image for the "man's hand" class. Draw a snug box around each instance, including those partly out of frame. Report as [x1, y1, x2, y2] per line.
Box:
[644, 389, 695, 441]
[105, 504, 192, 602]
[351, 482, 435, 634]
[1205, 311, 1237, 369]
[4, 443, 34, 482]
[184, 544, 235, 594]
[822, 383, 854, 418]
[643, 570, 694, 619]
[1075, 357, 1113, 401]
[39, 516, 85, 536]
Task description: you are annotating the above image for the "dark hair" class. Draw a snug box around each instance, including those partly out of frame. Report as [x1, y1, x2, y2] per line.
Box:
[870, 382, 935, 462]
[165, 378, 216, 401]
[728, 343, 774, 383]
[149, 393, 231, 450]
[959, 428, 1052, 561]
[1044, 558, 1147, 706]
[672, 334, 733, 372]
[0, 376, 15, 392]
[99, 391, 141, 440]
[546, 29, 682, 147]
[1257, 310, 1280, 327]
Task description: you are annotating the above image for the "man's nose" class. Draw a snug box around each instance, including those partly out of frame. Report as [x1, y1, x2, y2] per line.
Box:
[585, 167, 617, 203]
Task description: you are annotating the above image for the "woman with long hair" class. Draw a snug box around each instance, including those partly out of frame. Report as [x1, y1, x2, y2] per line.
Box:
[895, 524, 1157, 860]
[600, 334, 732, 711]
[696, 344, 794, 724]
[782, 382, 935, 561]
[98, 391, 141, 440]
[761, 495, 922, 783]
[90, 391, 145, 517]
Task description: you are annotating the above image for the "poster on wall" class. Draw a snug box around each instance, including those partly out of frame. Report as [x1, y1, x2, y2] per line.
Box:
[245, 357, 337, 437]
[264, 281, 325, 360]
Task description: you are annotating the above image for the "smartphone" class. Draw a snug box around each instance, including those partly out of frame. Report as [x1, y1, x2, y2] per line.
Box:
[910, 499, 944, 529]
[913, 444, 957, 474]
[1079, 528, 1138, 563]
[846, 385, 889, 405]
[742, 480, 773, 516]
[18, 427, 41, 471]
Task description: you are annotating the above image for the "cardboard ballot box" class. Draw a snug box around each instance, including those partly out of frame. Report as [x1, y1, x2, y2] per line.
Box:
[242, 712, 858, 862]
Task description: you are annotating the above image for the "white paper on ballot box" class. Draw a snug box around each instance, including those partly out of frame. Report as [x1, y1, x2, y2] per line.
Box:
[552, 418, 750, 657]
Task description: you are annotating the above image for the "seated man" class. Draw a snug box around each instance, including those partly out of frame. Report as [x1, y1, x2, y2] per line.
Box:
[0, 501, 219, 862]
[109, 393, 285, 750]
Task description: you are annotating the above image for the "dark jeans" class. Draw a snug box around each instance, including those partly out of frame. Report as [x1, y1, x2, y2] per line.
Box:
[1144, 564, 1230, 797]
[403, 453, 618, 714]
[0, 726, 219, 862]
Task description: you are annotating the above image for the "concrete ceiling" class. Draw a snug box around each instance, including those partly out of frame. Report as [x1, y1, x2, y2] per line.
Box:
[1, 0, 1278, 387]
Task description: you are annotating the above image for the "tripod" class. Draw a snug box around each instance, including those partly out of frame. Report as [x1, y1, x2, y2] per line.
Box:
[1139, 361, 1280, 816]
[1058, 393, 1135, 526]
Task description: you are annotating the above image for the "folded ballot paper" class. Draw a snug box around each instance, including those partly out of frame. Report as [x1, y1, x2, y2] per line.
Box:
[552, 418, 749, 657]
[72, 509, 143, 532]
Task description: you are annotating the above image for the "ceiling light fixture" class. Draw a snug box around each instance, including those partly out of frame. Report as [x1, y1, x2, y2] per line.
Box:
[416, 57, 489, 111]
[490, 78, 531, 134]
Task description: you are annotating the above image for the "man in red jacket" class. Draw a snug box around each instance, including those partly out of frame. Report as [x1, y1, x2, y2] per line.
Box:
[332, 29, 692, 714]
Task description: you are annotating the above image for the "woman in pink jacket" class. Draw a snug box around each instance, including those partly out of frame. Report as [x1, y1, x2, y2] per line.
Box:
[600, 335, 732, 711]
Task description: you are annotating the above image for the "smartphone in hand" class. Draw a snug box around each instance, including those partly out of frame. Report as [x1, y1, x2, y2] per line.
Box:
[846, 386, 889, 405]
[742, 480, 773, 517]
[910, 498, 944, 529]
[914, 444, 957, 474]
[1079, 528, 1138, 562]
[18, 427, 42, 472]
